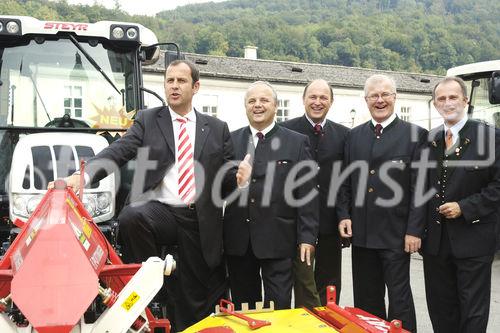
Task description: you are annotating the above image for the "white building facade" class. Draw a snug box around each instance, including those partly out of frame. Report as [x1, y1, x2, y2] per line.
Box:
[143, 52, 444, 131]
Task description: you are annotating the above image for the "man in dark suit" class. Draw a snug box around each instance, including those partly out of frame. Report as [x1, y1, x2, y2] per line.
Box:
[60, 60, 251, 330]
[422, 76, 500, 333]
[337, 74, 427, 332]
[281, 79, 349, 308]
[224, 81, 319, 310]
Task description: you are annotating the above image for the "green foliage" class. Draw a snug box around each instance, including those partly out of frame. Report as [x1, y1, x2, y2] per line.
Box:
[1, 0, 499, 74]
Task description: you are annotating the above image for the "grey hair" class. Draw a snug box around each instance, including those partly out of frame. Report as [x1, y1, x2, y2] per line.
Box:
[364, 74, 397, 95]
[244, 81, 278, 104]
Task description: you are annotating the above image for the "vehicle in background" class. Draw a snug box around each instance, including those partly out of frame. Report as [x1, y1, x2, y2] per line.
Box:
[0, 15, 168, 249]
[447, 60, 500, 251]
[447, 60, 500, 126]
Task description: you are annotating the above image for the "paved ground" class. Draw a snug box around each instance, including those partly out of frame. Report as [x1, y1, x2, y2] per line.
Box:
[338, 248, 500, 332]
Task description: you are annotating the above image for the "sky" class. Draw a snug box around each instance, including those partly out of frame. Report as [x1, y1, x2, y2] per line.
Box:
[66, 0, 227, 16]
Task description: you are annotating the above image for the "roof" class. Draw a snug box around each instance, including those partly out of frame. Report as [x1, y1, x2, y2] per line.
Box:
[144, 51, 443, 94]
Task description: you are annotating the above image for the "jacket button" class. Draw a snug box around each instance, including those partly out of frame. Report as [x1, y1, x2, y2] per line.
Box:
[245, 218, 251, 222]
[370, 170, 375, 175]
[250, 198, 255, 203]
[252, 178, 256, 183]
[368, 187, 374, 193]
[436, 220, 440, 224]
[435, 193, 440, 198]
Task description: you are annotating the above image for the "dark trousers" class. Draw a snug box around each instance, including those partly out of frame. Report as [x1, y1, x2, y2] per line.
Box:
[315, 233, 342, 305]
[293, 233, 342, 308]
[293, 250, 320, 309]
[423, 225, 493, 333]
[227, 245, 293, 310]
[352, 246, 416, 332]
[118, 201, 226, 332]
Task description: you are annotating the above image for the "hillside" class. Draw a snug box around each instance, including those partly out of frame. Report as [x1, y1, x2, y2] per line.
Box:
[1, 0, 499, 74]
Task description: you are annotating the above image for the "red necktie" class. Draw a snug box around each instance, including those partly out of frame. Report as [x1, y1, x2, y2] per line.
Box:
[256, 131, 264, 142]
[445, 129, 453, 150]
[177, 117, 195, 204]
[314, 124, 323, 135]
[374, 123, 383, 137]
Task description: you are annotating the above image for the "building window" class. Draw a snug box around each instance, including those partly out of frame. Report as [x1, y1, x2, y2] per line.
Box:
[199, 94, 218, 117]
[202, 105, 217, 117]
[400, 106, 411, 122]
[277, 99, 290, 123]
[64, 85, 83, 118]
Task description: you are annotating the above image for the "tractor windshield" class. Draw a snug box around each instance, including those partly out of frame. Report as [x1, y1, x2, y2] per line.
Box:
[466, 78, 500, 128]
[0, 36, 138, 130]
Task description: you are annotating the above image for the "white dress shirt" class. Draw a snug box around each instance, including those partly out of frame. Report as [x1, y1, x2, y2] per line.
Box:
[153, 108, 197, 206]
[444, 115, 468, 146]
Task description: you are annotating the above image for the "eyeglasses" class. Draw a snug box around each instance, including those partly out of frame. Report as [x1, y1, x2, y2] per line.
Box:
[365, 92, 396, 101]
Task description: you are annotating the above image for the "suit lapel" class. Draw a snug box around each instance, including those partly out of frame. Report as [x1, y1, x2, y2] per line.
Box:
[194, 110, 210, 159]
[157, 106, 175, 156]
[430, 126, 444, 156]
[242, 127, 255, 160]
[455, 121, 473, 159]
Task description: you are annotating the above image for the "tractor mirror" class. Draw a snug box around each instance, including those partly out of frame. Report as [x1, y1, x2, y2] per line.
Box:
[489, 71, 500, 104]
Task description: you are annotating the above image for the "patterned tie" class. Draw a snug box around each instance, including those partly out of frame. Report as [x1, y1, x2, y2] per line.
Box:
[445, 129, 453, 150]
[374, 123, 383, 138]
[314, 124, 323, 136]
[176, 117, 195, 205]
[256, 131, 264, 142]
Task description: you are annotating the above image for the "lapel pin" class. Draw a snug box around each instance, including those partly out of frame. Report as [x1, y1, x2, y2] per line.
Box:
[432, 141, 437, 147]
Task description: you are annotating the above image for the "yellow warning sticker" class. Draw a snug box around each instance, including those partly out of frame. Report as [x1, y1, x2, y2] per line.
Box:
[121, 292, 140, 311]
[82, 220, 92, 239]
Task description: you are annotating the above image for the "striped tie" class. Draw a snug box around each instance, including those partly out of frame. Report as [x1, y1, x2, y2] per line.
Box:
[176, 117, 195, 205]
[445, 129, 453, 150]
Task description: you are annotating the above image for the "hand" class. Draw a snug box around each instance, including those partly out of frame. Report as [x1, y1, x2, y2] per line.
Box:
[299, 243, 315, 266]
[47, 174, 81, 192]
[338, 219, 352, 238]
[404, 234, 421, 254]
[438, 202, 462, 219]
[236, 154, 252, 187]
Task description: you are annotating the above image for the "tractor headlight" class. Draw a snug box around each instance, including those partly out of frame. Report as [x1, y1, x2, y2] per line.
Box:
[11, 192, 112, 220]
[111, 26, 124, 39]
[96, 192, 111, 211]
[110, 24, 139, 41]
[82, 192, 112, 217]
[12, 194, 44, 218]
[0, 18, 21, 35]
[82, 195, 97, 217]
[126, 27, 138, 39]
[12, 195, 28, 218]
[27, 196, 43, 215]
[6, 21, 20, 34]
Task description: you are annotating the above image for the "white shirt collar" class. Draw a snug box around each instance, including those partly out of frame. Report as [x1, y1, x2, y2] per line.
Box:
[444, 114, 468, 139]
[305, 114, 327, 128]
[371, 112, 396, 129]
[170, 107, 197, 123]
[249, 122, 276, 142]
